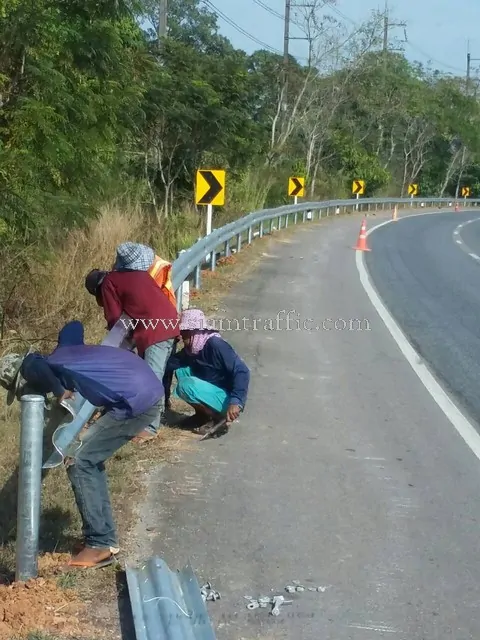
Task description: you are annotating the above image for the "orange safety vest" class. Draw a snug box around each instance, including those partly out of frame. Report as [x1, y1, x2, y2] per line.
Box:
[147, 255, 177, 309]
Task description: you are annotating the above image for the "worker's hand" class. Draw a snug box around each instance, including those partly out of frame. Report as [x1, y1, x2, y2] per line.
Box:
[226, 404, 241, 424]
[58, 389, 75, 403]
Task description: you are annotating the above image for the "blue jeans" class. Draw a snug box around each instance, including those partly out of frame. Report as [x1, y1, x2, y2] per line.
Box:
[144, 339, 175, 435]
[66, 400, 161, 549]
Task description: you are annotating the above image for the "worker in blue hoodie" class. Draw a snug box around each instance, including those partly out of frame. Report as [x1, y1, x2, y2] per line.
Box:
[16, 320, 164, 570]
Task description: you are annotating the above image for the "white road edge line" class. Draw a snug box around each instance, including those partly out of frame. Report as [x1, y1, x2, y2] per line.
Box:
[355, 217, 480, 462]
[454, 217, 480, 260]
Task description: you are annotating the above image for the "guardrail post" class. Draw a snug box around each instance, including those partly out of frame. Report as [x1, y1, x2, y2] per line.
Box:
[236, 233, 241, 253]
[259, 221, 264, 237]
[16, 394, 44, 582]
[194, 264, 201, 290]
[224, 239, 231, 257]
[278, 216, 282, 230]
[285, 214, 289, 228]
[294, 211, 298, 225]
[302, 210, 306, 223]
[269, 218, 274, 234]
[247, 226, 253, 244]
[210, 247, 217, 271]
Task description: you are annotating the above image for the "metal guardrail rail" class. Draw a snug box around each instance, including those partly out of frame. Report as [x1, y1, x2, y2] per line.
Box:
[42, 195, 480, 469]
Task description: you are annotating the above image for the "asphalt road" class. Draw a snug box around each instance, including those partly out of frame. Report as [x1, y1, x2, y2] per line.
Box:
[365, 210, 480, 428]
[133, 211, 480, 639]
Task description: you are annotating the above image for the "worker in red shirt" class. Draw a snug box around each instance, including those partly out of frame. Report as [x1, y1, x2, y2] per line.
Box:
[85, 243, 179, 442]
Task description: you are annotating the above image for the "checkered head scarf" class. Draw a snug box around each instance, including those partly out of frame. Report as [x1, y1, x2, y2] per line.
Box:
[114, 242, 155, 271]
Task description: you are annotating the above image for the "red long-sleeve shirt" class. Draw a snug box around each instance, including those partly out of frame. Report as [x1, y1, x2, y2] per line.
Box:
[100, 271, 180, 357]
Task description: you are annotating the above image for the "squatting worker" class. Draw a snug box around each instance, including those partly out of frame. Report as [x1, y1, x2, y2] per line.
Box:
[164, 308, 250, 435]
[0, 320, 164, 570]
[85, 242, 179, 443]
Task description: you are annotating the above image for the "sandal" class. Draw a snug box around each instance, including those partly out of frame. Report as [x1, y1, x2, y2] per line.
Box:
[131, 429, 157, 444]
[193, 420, 215, 436]
[62, 555, 115, 571]
[72, 540, 120, 555]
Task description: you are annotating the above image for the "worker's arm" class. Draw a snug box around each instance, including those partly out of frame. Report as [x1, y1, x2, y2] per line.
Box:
[100, 277, 123, 330]
[21, 354, 66, 399]
[207, 338, 250, 421]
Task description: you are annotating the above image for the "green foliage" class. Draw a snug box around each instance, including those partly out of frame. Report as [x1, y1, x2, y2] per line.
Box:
[2, 0, 480, 243]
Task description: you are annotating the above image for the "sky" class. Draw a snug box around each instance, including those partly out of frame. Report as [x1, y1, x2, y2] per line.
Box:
[208, 0, 480, 77]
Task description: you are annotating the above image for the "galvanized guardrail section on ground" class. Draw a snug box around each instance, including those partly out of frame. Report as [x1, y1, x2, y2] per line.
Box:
[15, 196, 480, 636]
[125, 557, 216, 640]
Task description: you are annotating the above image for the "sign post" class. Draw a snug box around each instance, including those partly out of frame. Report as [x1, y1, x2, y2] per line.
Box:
[288, 176, 305, 205]
[195, 169, 226, 259]
[352, 180, 365, 211]
[408, 183, 418, 207]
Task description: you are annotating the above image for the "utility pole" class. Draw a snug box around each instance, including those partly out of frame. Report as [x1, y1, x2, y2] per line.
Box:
[282, 0, 314, 110]
[283, 0, 291, 109]
[158, 0, 167, 39]
[382, 1, 406, 54]
[466, 42, 480, 95]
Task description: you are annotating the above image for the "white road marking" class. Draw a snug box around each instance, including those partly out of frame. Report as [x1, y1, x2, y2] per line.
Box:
[356, 218, 480, 463]
[348, 622, 398, 633]
[453, 217, 480, 260]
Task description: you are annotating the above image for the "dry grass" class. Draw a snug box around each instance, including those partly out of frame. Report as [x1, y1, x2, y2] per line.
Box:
[0, 202, 323, 638]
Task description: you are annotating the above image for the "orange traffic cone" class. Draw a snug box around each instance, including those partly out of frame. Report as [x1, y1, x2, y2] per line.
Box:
[392, 205, 398, 221]
[353, 218, 371, 251]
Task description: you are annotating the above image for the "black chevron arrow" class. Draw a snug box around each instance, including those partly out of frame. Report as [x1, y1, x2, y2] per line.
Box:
[290, 177, 303, 196]
[198, 170, 223, 204]
[353, 180, 363, 194]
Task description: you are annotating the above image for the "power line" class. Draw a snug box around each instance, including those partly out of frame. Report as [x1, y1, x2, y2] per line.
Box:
[252, 0, 304, 30]
[405, 40, 466, 74]
[252, 0, 284, 21]
[203, 0, 283, 55]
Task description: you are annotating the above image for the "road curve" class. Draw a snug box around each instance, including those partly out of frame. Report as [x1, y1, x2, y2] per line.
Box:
[365, 210, 480, 430]
[457, 216, 480, 261]
[131, 212, 480, 640]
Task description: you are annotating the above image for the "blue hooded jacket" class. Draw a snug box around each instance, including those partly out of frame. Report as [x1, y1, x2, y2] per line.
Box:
[21, 321, 163, 419]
